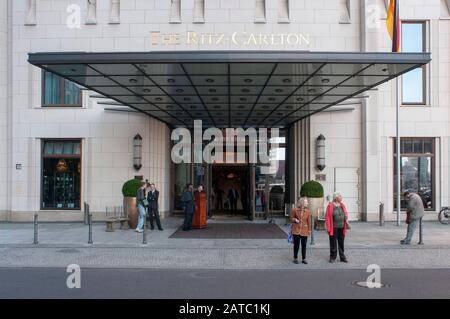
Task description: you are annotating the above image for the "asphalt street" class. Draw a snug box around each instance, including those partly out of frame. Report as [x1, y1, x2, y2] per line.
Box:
[1, 267, 449, 299]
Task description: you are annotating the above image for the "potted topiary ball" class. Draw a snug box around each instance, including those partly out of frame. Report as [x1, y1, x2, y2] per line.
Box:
[269, 185, 285, 211]
[122, 178, 142, 229]
[300, 180, 325, 230]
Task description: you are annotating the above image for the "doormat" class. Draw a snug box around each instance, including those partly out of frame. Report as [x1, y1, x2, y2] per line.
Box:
[169, 223, 287, 239]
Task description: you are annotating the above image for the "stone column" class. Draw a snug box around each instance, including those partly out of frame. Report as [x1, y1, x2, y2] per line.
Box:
[193, 0, 205, 23]
[278, 0, 289, 23]
[86, 0, 97, 25]
[170, 0, 181, 23]
[339, 0, 351, 24]
[109, 0, 120, 24]
[25, 0, 36, 26]
[255, 0, 266, 23]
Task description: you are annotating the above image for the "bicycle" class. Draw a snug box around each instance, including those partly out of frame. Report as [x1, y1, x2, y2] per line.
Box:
[438, 206, 450, 225]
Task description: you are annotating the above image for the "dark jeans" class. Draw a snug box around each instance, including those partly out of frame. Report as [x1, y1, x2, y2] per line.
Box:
[329, 227, 346, 260]
[148, 207, 162, 230]
[293, 234, 308, 260]
[183, 212, 194, 231]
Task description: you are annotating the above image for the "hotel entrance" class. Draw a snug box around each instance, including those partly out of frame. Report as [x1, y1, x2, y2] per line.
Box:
[210, 164, 250, 219]
[173, 129, 287, 221]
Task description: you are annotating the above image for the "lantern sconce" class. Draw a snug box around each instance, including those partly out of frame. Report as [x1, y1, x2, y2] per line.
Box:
[133, 134, 143, 171]
[316, 134, 326, 171]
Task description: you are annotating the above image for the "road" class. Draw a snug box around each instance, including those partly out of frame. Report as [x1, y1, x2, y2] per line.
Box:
[0, 267, 449, 299]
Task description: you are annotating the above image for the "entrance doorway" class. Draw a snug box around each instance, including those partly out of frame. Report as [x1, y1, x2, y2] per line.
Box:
[210, 165, 250, 219]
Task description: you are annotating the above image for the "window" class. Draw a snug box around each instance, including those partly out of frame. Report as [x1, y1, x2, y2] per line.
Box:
[174, 163, 191, 211]
[42, 71, 82, 107]
[41, 140, 82, 210]
[256, 130, 286, 214]
[401, 21, 427, 105]
[394, 138, 435, 210]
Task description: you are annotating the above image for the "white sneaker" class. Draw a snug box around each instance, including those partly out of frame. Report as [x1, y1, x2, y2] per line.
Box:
[135, 228, 143, 233]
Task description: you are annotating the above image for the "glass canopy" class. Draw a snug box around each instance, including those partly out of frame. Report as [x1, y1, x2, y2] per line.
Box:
[28, 51, 430, 128]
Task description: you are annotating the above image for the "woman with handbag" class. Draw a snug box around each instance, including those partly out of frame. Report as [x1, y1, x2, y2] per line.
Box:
[290, 197, 311, 264]
[325, 191, 349, 263]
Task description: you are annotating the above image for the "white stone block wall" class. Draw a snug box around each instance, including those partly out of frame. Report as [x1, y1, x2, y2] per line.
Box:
[310, 108, 362, 221]
[360, 0, 450, 220]
[0, 0, 10, 221]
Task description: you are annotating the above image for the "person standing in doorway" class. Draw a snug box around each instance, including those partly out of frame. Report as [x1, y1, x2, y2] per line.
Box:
[228, 185, 239, 213]
[147, 183, 163, 231]
[325, 191, 349, 263]
[241, 184, 248, 213]
[401, 190, 425, 245]
[290, 197, 311, 264]
[261, 191, 266, 212]
[215, 187, 224, 211]
[182, 183, 195, 231]
[135, 181, 147, 233]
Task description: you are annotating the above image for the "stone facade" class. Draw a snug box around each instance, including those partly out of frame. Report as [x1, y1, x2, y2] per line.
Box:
[0, 0, 449, 221]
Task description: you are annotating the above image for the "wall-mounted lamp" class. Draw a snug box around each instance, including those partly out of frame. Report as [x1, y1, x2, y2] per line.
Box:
[316, 134, 326, 171]
[133, 134, 143, 171]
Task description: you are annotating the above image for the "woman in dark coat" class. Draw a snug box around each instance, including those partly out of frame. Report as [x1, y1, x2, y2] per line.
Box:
[182, 183, 195, 231]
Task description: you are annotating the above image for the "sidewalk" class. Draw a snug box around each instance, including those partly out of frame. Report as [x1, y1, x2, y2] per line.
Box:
[1, 217, 449, 248]
[1, 218, 450, 270]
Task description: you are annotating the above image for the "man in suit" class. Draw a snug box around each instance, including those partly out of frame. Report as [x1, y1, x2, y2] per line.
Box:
[228, 185, 239, 213]
[182, 183, 195, 231]
[147, 183, 163, 231]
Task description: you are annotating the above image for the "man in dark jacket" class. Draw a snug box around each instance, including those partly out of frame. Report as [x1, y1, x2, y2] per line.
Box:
[147, 183, 163, 231]
[228, 185, 239, 213]
[182, 183, 195, 231]
[401, 190, 425, 245]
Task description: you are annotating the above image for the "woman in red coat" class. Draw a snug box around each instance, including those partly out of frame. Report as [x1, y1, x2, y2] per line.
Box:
[325, 191, 349, 263]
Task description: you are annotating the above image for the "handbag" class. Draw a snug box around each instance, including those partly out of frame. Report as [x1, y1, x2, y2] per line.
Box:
[142, 199, 149, 207]
[406, 209, 411, 225]
[287, 223, 294, 244]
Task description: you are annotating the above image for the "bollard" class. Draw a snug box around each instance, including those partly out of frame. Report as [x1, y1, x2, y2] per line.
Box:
[418, 217, 424, 245]
[142, 214, 147, 245]
[83, 202, 88, 225]
[379, 202, 385, 226]
[310, 213, 315, 245]
[33, 213, 39, 245]
[88, 212, 93, 244]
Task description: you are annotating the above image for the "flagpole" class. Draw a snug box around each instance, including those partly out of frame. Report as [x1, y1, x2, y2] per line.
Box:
[395, 0, 401, 226]
[396, 76, 401, 227]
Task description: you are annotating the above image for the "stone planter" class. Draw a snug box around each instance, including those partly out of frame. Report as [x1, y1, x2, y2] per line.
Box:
[269, 193, 285, 211]
[123, 197, 138, 229]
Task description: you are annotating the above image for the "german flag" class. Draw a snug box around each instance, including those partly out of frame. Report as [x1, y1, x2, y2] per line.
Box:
[386, 0, 401, 52]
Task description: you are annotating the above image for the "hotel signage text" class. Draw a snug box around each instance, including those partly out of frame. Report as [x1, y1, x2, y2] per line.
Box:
[150, 31, 311, 47]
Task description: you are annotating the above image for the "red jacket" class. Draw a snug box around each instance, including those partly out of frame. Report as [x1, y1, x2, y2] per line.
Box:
[325, 202, 349, 237]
